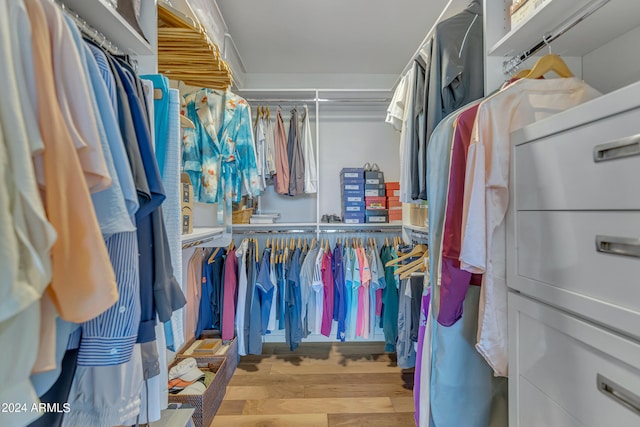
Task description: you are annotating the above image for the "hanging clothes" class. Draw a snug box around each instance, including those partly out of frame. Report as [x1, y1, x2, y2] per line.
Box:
[424, 0, 484, 159]
[287, 108, 305, 196]
[320, 248, 334, 337]
[460, 78, 600, 377]
[333, 243, 347, 341]
[380, 245, 399, 353]
[301, 105, 318, 193]
[274, 107, 290, 194]
[256, 247, 275, 336]
[182, 89, 261, 222]
[264, 110, 277, 178]
[221, 246, 238, 341]
[235, 240, 249, 356]
[285, 247, 304, 351]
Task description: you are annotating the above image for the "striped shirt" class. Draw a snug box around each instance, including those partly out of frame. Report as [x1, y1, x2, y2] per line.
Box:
[78, 231, 141, 366]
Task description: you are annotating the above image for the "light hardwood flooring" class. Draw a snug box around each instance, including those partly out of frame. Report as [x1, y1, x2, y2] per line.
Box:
[211, 342, 416, 427]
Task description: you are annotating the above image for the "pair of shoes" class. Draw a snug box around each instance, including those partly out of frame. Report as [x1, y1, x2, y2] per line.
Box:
[363, 162, 380, 172]
[329, 214, 342, 223]
[321, 214, 342, 223]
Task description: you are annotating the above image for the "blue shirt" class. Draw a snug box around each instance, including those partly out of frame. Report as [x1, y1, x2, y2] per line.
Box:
[333, 244, 347, 342]
[256, 248, 274, 336]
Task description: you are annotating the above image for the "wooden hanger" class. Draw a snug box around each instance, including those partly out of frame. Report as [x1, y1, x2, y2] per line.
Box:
[337, 237, 341, 245]
[524, 54, 573, 80]
[385, 237, 389, 247]
[255, 239, 259, 263]
[207, 247, 220, 264]
[310, 237, 317, 251]
[227, 239, 235, 252]
[512, 68, 531, 79]
[399, 257, 428, 280]
[385, 244, 427, 267]
[394, 249, 429, 277]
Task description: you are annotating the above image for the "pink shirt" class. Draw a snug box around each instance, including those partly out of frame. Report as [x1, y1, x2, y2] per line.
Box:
[221, 248, 238, 341]
[355, 248, 371, 338]
[320, 250, 334, 337]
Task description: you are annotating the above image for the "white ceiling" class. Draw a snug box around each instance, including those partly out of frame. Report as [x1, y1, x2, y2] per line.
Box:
[217, 0, 450, 75]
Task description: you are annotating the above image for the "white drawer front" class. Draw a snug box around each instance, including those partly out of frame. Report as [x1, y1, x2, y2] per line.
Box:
[509, 293, 640, 427]
[515, 107, 640, 210]
[515, 211, 640, 322]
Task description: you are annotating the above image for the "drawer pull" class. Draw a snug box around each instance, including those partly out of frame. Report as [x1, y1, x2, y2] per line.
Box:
[596, 235, 640, 258]
[593, 134, 640, 162]
[597, 374, 640, 415]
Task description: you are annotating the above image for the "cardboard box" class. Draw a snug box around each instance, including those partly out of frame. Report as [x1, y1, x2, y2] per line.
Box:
[342, 191, 364, 203]
[389, 212, 403, 222]
[365, 188, 386, 197]
[342, 183, 364, 192]
[365, 209, 389, 223]
[510, 0, 545, 29]
[342, 203, 366, 213]
[387, 196, 402, 209]
[181, 173, 194, 235]
[340, 167, 364, 179]
[385, 181, 400, 191]
[364, 170, 384, 181]
[365, 196, 386, 209]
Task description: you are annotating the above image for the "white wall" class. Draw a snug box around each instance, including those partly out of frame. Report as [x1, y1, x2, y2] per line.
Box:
[318, 105, 400, 219]
[582, 26, 640, 94]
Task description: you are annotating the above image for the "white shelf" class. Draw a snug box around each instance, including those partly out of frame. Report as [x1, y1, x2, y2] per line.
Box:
[181, 227, 225, 247]
[489, 0, 640, 57]
[403, 224, 429, 234]
[233, 222, 318, 229]
[318, 222, 402, 229]
[61, 0, 153, 55]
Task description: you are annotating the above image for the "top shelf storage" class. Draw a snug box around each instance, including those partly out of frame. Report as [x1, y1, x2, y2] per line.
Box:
[488, 0, 640, 57]
[61, 0, 153, 55]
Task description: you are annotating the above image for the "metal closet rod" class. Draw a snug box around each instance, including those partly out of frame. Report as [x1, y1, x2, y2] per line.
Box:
[245, 98, 390, 103]
[233, 228, 401, 235]
[55, 0, 125, 56]
[503, 0, 610, 75]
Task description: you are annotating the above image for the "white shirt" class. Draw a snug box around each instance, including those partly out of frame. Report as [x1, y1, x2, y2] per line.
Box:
[460, 77, 601, 376]
[301, 105, 318, 193]
[235, 240, 249, 356]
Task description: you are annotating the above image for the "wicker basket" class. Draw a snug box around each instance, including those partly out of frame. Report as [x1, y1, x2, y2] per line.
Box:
[232, 207, 253, 224]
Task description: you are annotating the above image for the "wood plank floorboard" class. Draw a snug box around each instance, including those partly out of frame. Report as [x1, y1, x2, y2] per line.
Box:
[212, 342, 415, 426]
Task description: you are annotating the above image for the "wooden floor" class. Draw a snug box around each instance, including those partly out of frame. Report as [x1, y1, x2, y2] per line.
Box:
[211, 342, 416, 427]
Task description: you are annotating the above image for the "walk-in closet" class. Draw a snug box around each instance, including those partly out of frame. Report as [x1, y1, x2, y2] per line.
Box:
[2, 0, 640, 426]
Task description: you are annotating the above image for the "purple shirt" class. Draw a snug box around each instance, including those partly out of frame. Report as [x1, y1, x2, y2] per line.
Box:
[221, 248, 237, 341]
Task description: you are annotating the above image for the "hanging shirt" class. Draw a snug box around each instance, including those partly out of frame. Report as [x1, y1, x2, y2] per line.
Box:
[333, 244, 347, 341]
[287, 108, 305, 196]
[438, 104, 483, 327]
[320, 250, 334, 337]
[274, 107, 290, 194]
[285, 248, 303, 351]
[186, 248, 206, 343]
[425, 1, 484, 162]
[300, 246, 320, 337]
[197, 249, 225, 338]
[381, 246, 399, 353]
[221, 247, 238, 341]
[460, 77, 601, 376]
[399, 66, 418, 203]
[256, 247, 275, 336]
[386, 72, 408, 131]
[25, 0, 118, 324]
[356, 248, 371, 338]
[264, 113, 277, 177]
[312, 246, 325, 334]
[254, 115, 267, 191]
[235, 240, 249, 355]
[301, 105, 318, 193]
[348, 247, 361, 340]
[267, 253, 278, 332]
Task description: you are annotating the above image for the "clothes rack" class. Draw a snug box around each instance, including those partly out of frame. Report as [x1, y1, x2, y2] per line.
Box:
[233, 227, 402, 235]
[245, 98, 389, 104]
[56, 0, 124, 56]
[502, 0, 610, 75]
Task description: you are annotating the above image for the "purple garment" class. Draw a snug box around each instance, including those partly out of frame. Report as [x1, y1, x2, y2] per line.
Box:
[414, 292, 430, 425]
[438, 104, 482, 326]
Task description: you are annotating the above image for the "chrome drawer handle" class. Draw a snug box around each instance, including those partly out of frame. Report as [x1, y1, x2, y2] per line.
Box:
[597, 374, 640, 415]
[596, 235, 640, 258]
[593, 134, 640, 162]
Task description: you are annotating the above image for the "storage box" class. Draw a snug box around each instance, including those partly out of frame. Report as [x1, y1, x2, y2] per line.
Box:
[365, 188, 386, 197]
[342, 191, 365, 203]
[364, 170, 384, 181]
[167, 357, 227, 427]
[385, 181, 400, 191]
[181, 173, 194, 235]
[342, 183, 364, 192]
[340, 167, 365, 179]
[409, 203, 429, 227]
[389, 189, 401, 197]
[510, 0, 545, 28]
[365, 209, 388, 223]
[389, 211, 403, 222]
[365, 177, 384, 185]
[365, 196, 386, 209]
[340, 177, 365, 185]
[342, 203, 366, 213]
[344, 217, 365, 224]
[387, 196, 401, 208]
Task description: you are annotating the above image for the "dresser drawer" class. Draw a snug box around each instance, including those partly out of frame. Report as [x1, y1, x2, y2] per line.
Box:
[512, 210, 640, 339]
[515, 107, 640, 210]
[509, 293, 640, 427]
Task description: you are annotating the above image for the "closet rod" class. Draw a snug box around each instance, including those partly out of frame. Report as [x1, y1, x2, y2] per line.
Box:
[233, 228, 401, 235]
[502, 0, 610, 75]
[56, 0, 125, 56]
[245, 98, 390, 104]
[181, 236, 220, 249]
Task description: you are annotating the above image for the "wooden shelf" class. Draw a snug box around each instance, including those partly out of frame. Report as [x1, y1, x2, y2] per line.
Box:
[60, 0, 152, 55]
[489, 0, 640, 57]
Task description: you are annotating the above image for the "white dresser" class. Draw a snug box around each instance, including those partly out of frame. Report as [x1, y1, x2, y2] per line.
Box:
[507, 80, 640, 426]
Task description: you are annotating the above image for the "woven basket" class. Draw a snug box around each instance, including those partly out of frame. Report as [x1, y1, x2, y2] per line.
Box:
[232, 207, 254, 224]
